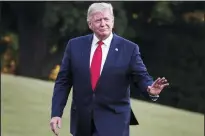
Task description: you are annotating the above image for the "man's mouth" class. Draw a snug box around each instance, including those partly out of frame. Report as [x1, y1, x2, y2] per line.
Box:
[99, 29, 107, 32]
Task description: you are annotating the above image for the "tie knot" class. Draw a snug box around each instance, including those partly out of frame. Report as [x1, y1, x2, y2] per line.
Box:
[97, 41, 103, 46]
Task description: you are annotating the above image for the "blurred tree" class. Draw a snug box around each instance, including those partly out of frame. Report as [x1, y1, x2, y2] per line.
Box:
[40, 1, 92, 78]
[11, 2, 47, 78]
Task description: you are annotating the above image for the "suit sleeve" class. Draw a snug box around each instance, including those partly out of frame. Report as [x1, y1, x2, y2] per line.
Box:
[51, 40, 73, 118]
[129, 44, 159, 101]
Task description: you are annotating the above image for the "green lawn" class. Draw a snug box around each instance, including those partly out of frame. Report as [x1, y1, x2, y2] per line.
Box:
[1, 74, 204, 136]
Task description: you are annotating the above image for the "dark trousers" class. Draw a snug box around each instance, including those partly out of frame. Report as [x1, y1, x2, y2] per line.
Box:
[91, 118, 99, 136]
[73, 113, 99, 136]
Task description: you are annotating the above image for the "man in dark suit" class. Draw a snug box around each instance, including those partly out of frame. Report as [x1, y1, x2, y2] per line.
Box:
[50, 2, 169, 136]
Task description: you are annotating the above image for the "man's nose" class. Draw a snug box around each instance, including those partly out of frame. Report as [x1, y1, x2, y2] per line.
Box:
[100, 19, 106, 27]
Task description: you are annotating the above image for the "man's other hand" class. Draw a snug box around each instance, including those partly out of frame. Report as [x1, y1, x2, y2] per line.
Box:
[147, 77, 169, 95]
[50, 117, 62, 136]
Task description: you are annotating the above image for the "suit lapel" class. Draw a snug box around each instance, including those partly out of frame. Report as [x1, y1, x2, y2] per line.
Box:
[81, 34, 93, 89]
[98, 34, 120, 82]
[81, 34, 93, 66]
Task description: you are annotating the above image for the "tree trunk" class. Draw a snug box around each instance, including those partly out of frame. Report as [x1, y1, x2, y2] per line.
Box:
[11, 2, 47, 78]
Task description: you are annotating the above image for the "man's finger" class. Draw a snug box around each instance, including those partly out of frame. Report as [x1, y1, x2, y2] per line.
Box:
[159, 77, 165, 83]
[162, 79, 167, 83]
[161, 83, 169, 88]
[50, 122, 58, 135]
[157, 77, 166, 84]
[152, 77, 161, 86]
[55, 130, 59, 136]
[57, 119, 61, 129]
[158, 78, 168, 86]
[50, 122, 56, 131]
[53, 128, 59, 136]
[162, 78, 168, 83]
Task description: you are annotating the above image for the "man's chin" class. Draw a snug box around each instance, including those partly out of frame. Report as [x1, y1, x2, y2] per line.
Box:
[98, 32, 111, 38]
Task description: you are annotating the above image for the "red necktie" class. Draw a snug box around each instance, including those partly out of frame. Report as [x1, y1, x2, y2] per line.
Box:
[90, 41, 103, 91]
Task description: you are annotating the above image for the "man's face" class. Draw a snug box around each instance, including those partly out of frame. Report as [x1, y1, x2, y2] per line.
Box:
[88, 9, 114, 39]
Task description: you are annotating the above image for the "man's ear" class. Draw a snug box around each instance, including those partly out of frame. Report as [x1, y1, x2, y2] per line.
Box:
[112, 22, 114, 30]
[111, 18, 114, 28]
[88, 21, 92, 29]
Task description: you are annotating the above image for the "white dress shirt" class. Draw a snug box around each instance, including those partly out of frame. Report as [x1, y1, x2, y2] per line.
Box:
[89, 32, 113, 74]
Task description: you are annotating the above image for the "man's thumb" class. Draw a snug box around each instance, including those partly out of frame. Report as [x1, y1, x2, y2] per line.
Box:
[57, 119, 61, 129]
[147, 86, 152, 92]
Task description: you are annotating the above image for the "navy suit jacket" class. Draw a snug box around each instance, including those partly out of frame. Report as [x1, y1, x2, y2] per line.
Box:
[51, 33, 154, 136]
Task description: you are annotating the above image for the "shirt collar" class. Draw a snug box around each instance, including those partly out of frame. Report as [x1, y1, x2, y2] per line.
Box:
[92, 32, 113, 47]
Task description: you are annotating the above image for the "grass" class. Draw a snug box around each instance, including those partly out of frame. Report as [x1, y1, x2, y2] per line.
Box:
[1, 74, 204, 136]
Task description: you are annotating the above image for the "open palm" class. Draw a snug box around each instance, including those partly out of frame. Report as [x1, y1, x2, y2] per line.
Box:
[148, 77, 169, 95]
